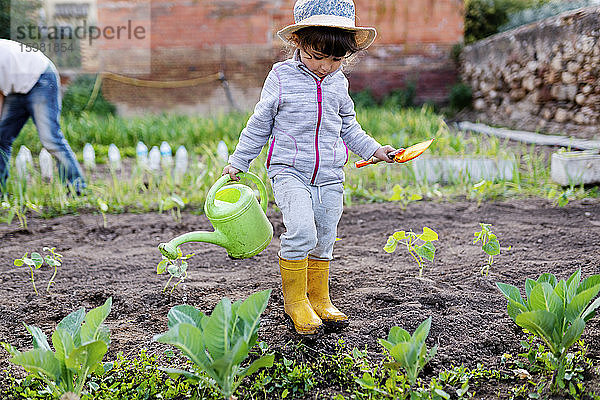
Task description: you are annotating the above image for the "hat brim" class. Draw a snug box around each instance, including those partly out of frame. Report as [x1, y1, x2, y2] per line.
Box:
[277, 23, 377, 51]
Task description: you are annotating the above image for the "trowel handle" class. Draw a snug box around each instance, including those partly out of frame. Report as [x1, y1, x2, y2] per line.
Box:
[206, 172, 269, 214]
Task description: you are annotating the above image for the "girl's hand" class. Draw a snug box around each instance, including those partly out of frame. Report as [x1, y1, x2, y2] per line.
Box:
[222, 164, 242, 181]
[373, 145, 397, 163]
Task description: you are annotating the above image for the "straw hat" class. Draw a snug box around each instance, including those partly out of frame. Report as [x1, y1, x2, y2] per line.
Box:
[277, 0, 377, 51]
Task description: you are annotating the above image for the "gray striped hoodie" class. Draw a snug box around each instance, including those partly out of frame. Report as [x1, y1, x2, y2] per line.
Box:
[229, 50, 381, 186]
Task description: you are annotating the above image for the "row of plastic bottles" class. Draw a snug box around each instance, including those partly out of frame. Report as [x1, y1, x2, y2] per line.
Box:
[14, 140, 230, 179]
[15, 146, 54, 180]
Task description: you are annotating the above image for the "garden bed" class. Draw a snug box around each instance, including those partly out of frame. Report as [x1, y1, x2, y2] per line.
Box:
[1, 198, 599, 398]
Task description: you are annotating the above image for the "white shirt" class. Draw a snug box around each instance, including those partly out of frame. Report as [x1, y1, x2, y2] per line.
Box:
[0, 39, 50, 96]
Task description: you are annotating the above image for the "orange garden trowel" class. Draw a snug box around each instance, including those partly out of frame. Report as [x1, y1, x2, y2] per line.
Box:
[355, 138, 435, 168]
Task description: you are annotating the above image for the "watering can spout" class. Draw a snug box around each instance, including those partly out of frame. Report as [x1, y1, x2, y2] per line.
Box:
[159, 230, 226, 259]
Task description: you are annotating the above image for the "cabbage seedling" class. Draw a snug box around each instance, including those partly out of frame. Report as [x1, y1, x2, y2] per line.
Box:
[156, 248, 194, 293]
[154, 290, 274, 400]
[497, 270, 600, 391]
[2, 297, 113, 398]
[473, 223, 510, 276]
[384, 227, 438, 277]
[14, 252, 44, 295]
[43, 247, 63, 292]
[378, 317, 437, 387]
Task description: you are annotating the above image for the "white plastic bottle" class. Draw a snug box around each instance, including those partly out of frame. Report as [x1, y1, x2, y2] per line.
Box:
[39, 148, 54, 180]
[175, 145, 188, 176]
[148, 146, 161, 172]
[108, 143, 121, 170]
[217, 140, 229, 163]
[160, 141, 173, 169]
[15, 145, 33, 178]
[136, 141, 148, 168]
[83, 143, 95, 169]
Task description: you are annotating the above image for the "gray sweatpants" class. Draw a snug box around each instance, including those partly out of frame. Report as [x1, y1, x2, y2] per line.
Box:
[272, 173, 344, 261]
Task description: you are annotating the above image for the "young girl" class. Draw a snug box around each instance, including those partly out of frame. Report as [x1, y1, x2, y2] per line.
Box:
[223, 0, 396, 335]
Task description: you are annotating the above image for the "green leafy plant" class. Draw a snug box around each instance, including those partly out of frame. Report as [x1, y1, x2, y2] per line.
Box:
[97, 198, 109, 228]
[497, 269, 600, 391]
[388, 184, 422, 210]
[384, 227, 438, 277]
[2, 297, 113, 399]
[547, 187, 574, 207]
[378, 317, 438, 387]
[14, 252, 44, 295]
[43, 247, 63, 292]
[156, 248, 194, 293]
[154, 289, 274, 400]
[159, 194, 187, 223]
[473, 223, 510, 276]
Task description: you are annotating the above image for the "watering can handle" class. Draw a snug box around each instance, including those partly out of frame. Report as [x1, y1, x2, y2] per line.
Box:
[205, 172, 269, 214]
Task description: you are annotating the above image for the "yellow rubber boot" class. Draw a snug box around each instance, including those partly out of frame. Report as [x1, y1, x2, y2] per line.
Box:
[307, 259, 349, 328]
[279, 257, 323, 335]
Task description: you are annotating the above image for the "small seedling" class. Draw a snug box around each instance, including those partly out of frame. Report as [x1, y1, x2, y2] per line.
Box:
[159, 194, 187, 223]
[157, 248, 194, 293]
[97, 198, 109, 228]
[378, 317, 437, 387]
[388, 184, 422, 210]
[43, 247, 63, 292]
[14, 252, 44, 295]
[547, 187, 574, 207]
[473, 223, 510, 276]
[384, 227, 438, 277]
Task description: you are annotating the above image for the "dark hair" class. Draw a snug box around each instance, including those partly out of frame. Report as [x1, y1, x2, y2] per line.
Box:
[292, 26, 360, 57]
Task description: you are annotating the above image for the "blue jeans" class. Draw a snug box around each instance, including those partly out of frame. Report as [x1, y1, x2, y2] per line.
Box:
[0, 64, 85, 191]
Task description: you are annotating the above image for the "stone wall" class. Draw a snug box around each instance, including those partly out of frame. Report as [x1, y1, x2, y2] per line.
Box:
[462, 6, 600, 139]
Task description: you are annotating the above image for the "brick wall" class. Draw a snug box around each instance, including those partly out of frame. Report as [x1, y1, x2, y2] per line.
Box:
[92, 0, 464, 115]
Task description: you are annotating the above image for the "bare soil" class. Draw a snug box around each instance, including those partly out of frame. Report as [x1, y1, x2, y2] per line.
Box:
[1, 198, 599, 398]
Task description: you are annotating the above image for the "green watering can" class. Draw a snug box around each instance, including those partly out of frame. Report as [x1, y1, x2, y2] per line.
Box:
[158, 172, 273, 259]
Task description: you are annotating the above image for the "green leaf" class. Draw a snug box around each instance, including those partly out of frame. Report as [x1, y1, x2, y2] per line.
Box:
[10, 349, 61, 382]
[387, 326, 411, 344]
[582, 296, 600, 321]
[57, 308, 86, 340]
[507, 299, 528, 320]
[52, 328, 75, 363]
[392, 231, 407, 241]
[157, 259, 168, 274]
[24, 324, 51, 351]
[390, 342, 417, 368]
[384, 237, 398, 253]
[154, 324, 212, 372]
[482, 238, 500, 256]
[565, 285, 600, 323]
[79, 297, 112, 345]
[515, 311, 557, 354]
[237, 289, 271, 341]
[496, 283, 524, 305]
[528, 283, 560, 312]
[578, 275, 600, 294]
[203, 298, 234, 361]
[65, 340, 108, 372]
[561, 318, 585, 352]
[167, 305, 205, 329]
[412, 317, 432, 345]
[525, 278, 537, 299]
[13, 259, 24, 266]
[419, 227, 438, 242]
[537, 273, 557, 288]
[31, 252, 44, 268]
[415, 241, 435, 262]
[355, 372, 375, 389]
[238, 353, 274, 379]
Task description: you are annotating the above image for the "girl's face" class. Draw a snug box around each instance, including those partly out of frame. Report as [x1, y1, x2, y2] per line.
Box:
[299, 47, 343, 79]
